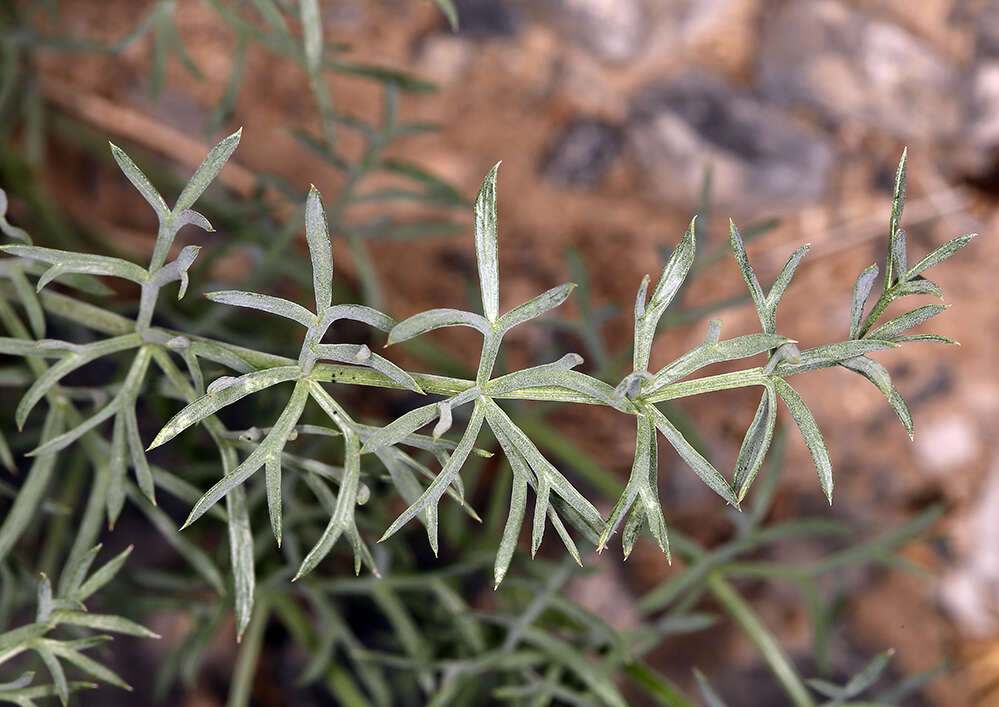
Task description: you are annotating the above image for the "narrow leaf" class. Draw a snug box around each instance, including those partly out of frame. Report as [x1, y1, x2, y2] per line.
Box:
[74, 546, 132, 602]
[380, 402, 484, 542]
[305, 185, 333, 314]
[0, 246, 148, 289]
[299, 0, 322, 73]
[474, 163, 501, 322]
[173, 128, 242, 215]
[387, 308, 491, 344]
[850, 264, 879, 339]
[906, 233, 976, 279]
[109, 143, 169, 218]
[149, 365, 302, 450]
[205, 290, 315, 327]
[774, 379, 833, 503]
[732, 385, 777, 500]
[867, 304, 947, 341]
[496, 283, 576, 332]
[729, 220, 766, 326]
[635, 218, 696, 369]
[647, 404, 738, 507]
[50, 610, 160, 638]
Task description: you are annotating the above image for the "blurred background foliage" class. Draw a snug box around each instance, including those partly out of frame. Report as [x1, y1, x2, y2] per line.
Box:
[0, 0, 995, 705]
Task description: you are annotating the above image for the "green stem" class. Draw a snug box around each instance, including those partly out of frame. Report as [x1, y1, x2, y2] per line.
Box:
[225, 594, 269, 707]
[706, 572, 815, 707]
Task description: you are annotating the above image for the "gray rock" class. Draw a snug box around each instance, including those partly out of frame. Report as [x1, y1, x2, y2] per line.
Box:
[454, 0, 522, 37]
[758, 0, 960, 140]
[541, 0, 647, 63]
[626, 72, 834, 210]
[541, 119, 623, 186]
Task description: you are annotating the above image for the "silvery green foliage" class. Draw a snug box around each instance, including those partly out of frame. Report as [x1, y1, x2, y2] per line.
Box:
[0, 143, 973, 655]
[0, 545, 156, 706]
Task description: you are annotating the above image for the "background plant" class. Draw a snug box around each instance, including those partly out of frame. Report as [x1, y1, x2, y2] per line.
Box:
[0, 2, 977, 705]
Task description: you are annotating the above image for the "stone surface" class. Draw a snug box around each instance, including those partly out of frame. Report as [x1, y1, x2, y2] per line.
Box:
[758, 0, 961, 140]
[454, 0, 522, 37]
[626, 72, 834, 209]
[539, 0, 647, 63]
[540, 118, 623, 186]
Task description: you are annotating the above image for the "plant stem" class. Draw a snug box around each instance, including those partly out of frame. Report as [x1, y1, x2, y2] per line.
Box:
[706, 572, 815, 707]
[226, 594, 269, 707]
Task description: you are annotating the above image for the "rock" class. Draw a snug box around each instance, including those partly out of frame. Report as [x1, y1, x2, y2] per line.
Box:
[914, 414, 980, 474]
[538, 0, 647, 63]
[454, 0, 522, 37]
[940, 457, 999, 635]
[540, 118, 623, 186]
[758, 0, 960, 140]
[626, 72, 834, 210]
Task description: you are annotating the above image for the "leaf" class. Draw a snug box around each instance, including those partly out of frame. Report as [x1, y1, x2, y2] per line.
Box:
[647, 404, 738, 507]
[321, 303, 395, 332]
[0, 188, 31, 243]
[482, 399, 603, 532]
[9, 266, 45, 338]
[36, 642, 68, 705]
[58, 545, 102, 599]
[387, 308, 491, 344]
[305, 185, 333, 314]
[0, 409, 62, 563]
[891, 228, 907, 284]
[171, 209, 213, 234]
[693, 669, 729, 707]
[0, 246, 148, 290]
[359, 402, 441, 454]
[109, 142, 169, 219]
[867, 304, 947, 341]
[895, 278, 943, 298]
[732, 385, 777, 501]
[73, 546, 132, 602]
[182, 380, 309, 528]
[635, 218, 696, 370]
[50, 610, 159, 638]
[297, 383, 376, 576]
[0, 671, 35, 692]
[491, 437, 530, 586]
[149, 365, 302, 450]
[474, 163, 501, 322]
[485, 354, 584, 395]
[650, 331, 789, 392]
[314, 344, 422, 393]
[432, 0, 459, 30]
[519, 625, 629, 707]
[774, 339, 897, 377]
[729, 220, 766, 326]
[227, 485, 255, 641]
[765, 244, 810, 314]
[840, 357, 913, 438]
[380, 402, 485, 543]
[44, 641, 131, 691]
[774, 379, 833, 503]
[172, 128, 242, 215]
[496, 283, 576, 332]
[265, 454, 283, 547]
[841, 649, 894, 699]
[906, 233, 976, 279]
[624, 661, 698, 707]
[107, 413, 127, 528]
[850, 264, 879, 339]
[205, 290, 316, 327]
[27, 400, 119, 458]
[886, 148, 907, 287]
[299, 0, 322, 73]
